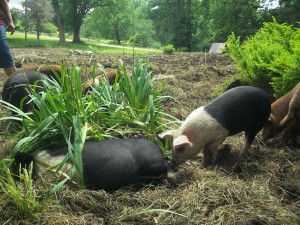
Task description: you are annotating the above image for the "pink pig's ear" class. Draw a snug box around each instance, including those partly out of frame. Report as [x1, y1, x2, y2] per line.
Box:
[158, 130, 176, 139]
[173, 135, 192, 148]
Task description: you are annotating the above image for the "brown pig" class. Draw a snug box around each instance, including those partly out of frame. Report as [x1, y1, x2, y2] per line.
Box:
[19, 64, 61, 80]
[82, 70, 120, 94]
[262, 82, 300, 144]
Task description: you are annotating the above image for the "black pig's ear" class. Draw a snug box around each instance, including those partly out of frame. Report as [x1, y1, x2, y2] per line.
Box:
[13, 152, 38, 179]
[14, 152, 35, 168]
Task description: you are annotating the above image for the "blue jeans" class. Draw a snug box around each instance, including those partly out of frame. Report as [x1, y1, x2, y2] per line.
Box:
[0, 25, 15, 68]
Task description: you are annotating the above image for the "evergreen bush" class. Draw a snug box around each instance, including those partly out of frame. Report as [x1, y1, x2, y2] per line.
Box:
[225, 19, 300, 98]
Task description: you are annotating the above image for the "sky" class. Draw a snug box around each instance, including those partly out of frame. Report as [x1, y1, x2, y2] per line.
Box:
[264, 0, 279, 9]
[8, 0, 23, 10]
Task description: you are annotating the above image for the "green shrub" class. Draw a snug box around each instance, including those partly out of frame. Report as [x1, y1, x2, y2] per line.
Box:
[176, 47, 189, 52]
[149, 41, 161, 49]
[271, 28, 300, 97]
[41, 23, 58, 35]
[225, 19, 300, 98]
[163, 45, 175, 54]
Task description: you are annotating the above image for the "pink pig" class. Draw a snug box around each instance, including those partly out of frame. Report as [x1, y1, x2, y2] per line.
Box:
[159, 86, 271, 167]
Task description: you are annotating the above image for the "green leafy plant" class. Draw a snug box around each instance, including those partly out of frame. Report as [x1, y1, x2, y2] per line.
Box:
[0, 165, 47, 218]
[163, 45, 175, 54]
[86, 59, 180, 143]
[41, 22, 58, 35]
[1, 64, 87, 188]
[0, 163, 67, 219]
[225, 19, 300, 98]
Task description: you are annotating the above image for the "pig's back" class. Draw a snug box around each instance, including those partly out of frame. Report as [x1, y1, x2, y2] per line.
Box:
[204, 86, 271, 135]
[82, 139, 166, 189]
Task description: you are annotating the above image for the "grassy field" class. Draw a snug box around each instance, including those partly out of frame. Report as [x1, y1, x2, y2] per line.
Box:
[7, 32, 162, 54]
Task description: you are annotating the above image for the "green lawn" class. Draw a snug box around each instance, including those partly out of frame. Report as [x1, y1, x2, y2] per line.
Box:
[7, 32, 162, 54]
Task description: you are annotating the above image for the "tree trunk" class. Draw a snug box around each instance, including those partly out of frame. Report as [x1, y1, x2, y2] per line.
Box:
[186, 0, 192, 51]
[24, 1, 28, 41]
[73, 24, 81, 43]
[172, 0, 193, 50]
[72, 13, 84, 43]
[115, 24, 121, 44]
[58, 24, 66, 45]
[52, 0, 66, 45]
[36, 24, 40, 47]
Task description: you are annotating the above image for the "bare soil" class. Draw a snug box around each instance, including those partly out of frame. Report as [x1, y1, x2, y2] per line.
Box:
[0, 48, 299, 224]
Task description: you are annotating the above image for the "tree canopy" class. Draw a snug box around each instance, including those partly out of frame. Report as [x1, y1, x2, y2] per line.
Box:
[22, 0, 54, 46]
[13, 0, 300, 50]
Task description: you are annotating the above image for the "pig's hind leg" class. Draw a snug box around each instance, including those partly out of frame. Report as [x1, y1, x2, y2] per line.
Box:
[243, 124, 264, 155]
[279, 89, 300, 127]
[282, 119, 300, 145]
[243, 103, 271, 154]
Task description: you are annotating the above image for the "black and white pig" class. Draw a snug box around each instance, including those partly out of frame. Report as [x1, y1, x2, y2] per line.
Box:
[159, 86, 271, 167]
[2, 70, 47, 113]
[14, 138, 174, 190]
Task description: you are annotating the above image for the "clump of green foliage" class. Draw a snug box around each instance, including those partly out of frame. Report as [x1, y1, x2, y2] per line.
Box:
[0, 165, 47, 218]
[0, 58, 179, 220]
[225, 19, 300, 98]
[41, 23, 58, 35]
[0, 163, 66, 219]
[163, 44, 175, 54]
[176, 47, 189, 52]
[0, 59, 179, 190]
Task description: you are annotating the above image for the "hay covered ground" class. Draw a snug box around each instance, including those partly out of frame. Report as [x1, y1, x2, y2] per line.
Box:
[0, 48, 299, 224]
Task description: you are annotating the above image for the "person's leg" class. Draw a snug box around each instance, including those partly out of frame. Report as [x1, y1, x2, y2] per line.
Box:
[0, 25, 16, 76]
